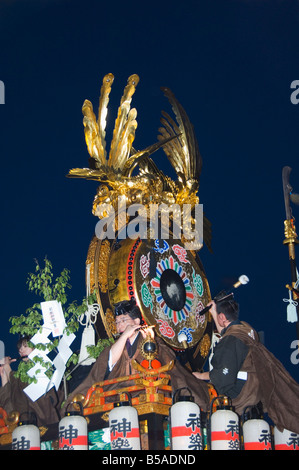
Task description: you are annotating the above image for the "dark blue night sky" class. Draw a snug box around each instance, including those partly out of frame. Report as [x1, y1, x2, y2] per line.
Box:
[1, 0, 299, 382]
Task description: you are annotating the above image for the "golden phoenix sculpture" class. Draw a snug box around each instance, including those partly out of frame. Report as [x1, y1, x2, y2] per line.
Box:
[67, 73, 213, 371]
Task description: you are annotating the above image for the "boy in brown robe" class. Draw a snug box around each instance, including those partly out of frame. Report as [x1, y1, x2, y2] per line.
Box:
[63, 300, 210, 413]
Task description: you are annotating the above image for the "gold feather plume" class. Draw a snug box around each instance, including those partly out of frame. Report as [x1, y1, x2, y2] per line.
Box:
[67, 73, 212, 251]
[158, 87, 202, 190]
[69, 73, 174, 181]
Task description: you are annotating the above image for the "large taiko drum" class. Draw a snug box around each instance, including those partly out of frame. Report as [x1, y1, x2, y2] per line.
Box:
[86, 234, 212, 369]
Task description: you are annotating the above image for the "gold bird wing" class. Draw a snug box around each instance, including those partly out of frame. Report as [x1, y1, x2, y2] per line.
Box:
[159, 88, 212, 252]
[82, 73, 114, 169]
[67, 166, 119, 183]
[82, 100, 105, 166]
[122, 134, 180, 178]
[96, 73, 114, 163]
[158, 87, 203, 187]
[108, 74, 139, 171]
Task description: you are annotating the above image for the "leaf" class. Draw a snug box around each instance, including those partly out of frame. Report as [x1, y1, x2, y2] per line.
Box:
[8, 258, 96, 388]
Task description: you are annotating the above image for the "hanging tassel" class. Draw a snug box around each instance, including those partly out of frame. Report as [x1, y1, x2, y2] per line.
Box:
[78, 264, 99, 366]
[78, 326, 96, 365]
[283, 290, 298, 323]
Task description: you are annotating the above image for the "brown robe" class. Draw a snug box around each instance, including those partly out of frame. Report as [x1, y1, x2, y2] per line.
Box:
[63, 335, 210, 412]
[0, 371, 63, 426]
[223, 322, 299, 433]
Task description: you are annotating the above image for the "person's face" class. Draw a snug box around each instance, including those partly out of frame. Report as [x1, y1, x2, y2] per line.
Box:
[115, 314, 140, 334]
[217, 312, 229, 328]
[18, 341, 33, 358]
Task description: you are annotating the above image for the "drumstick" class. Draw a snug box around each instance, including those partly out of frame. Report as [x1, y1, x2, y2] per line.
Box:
[136, 324, 156, 331]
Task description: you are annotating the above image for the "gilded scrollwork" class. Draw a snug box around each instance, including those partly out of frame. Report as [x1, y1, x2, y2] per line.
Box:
[97, 240, 111, 293]
[198, 333, 211, 358]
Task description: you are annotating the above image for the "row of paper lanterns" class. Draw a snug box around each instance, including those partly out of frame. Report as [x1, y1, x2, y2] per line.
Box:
[11, 391, 299, 450]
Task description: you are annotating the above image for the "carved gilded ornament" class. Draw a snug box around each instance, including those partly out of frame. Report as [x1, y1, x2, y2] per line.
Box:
[67, 73, 212, 253]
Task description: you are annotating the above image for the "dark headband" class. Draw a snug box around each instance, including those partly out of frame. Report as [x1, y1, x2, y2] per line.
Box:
[114, 299, 136, 316]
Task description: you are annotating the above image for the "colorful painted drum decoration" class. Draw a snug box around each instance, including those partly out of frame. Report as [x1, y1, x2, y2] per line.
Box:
[107, 237, 212, 352]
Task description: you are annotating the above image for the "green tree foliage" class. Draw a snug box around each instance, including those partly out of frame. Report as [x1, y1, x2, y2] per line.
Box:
[9, 258, 114, 389]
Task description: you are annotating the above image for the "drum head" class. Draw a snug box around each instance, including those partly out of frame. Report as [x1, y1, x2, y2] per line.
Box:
[107, 237, 211, 350]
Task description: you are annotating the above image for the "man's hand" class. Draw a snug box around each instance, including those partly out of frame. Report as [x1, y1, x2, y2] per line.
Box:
[207, 301, 217, 320]
[122, 323, 141, 340]
[192, 371, 210, 381]
[0, 357, 15, 386]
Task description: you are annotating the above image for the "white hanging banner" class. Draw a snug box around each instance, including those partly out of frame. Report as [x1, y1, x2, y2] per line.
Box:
[49, 332, 76, 391]
[23, 304, 75, 402]
[23, 371, 52, 402]
[24, 342, 53, 401]
[41, 300, 66, 337]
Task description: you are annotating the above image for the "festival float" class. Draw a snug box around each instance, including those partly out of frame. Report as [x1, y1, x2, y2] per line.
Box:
[1, 74, 299, 451]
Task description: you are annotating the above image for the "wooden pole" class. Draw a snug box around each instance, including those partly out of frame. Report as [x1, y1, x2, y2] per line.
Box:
[282, 166, 299, 340]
